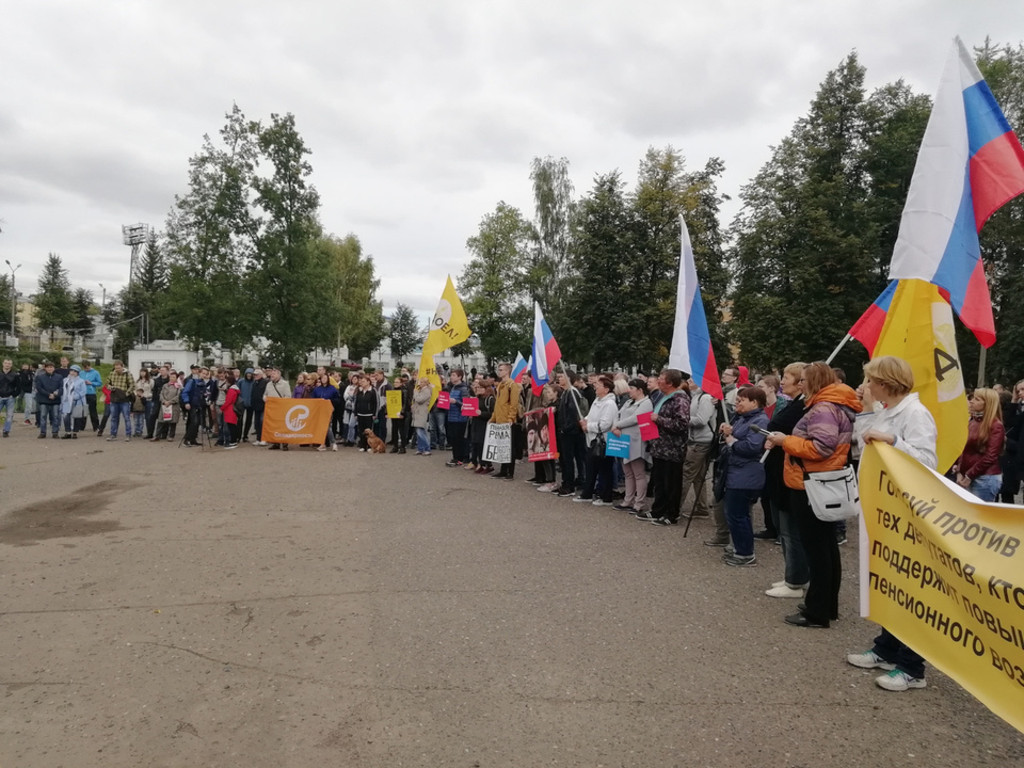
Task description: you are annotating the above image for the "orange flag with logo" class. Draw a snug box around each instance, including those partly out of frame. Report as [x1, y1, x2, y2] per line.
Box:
[263, 399, 333, 445]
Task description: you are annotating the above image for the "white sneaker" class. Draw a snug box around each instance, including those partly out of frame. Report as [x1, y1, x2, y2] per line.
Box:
[765, 585, 805, 599]
[591, 499, 611, 507]
[875, 669, 926, 691]
[847, 650, 896, 671]
[537, 483, 556, 492]
[771, 580, 787, 589]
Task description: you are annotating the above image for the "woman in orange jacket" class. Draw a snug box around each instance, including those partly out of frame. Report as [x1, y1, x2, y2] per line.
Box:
[765, 361, 862, 629]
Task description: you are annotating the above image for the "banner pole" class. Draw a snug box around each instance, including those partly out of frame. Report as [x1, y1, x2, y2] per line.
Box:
[825, 334, 852, 365]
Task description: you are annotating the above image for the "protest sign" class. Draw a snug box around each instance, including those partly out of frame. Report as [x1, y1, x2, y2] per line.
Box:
[437, 391, 450, 410]
[262, 399, 332, 445]
[386, 390, 403, 419]
[462, 397, 480, 417]
[483, 422, 512, 464]
[638, 412, 659, 441]
[605, 433, 630, 458]
[860, 443, 1024, 734]
[524, 407, 558, 461]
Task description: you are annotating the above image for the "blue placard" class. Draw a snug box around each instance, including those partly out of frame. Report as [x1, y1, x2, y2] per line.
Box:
[605, 433, 631, 458]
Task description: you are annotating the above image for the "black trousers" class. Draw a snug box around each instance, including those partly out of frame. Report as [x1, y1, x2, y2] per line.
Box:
[448, 421, 468, 462]
[558, 431, 587, 490]
[650, 457, 684, 522]
[791, 488, 841, 625]
[581, 454, 614, 501]
[86, 394, 99, 431]
[389, 417, 406, 448]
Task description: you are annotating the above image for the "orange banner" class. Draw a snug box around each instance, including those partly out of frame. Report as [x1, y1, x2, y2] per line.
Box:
[262, 399, 333, 444]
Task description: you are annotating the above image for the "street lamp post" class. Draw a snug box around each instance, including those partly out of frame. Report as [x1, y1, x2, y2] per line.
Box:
[98, 282, 106, 310]
[4, 259, 20, 336]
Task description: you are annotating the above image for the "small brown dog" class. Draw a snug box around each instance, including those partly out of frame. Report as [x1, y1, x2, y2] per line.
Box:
[363, 429, 386, 454]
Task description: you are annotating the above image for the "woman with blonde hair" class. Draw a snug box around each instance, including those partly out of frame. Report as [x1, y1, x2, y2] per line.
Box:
[847, 355, 939, 692]
[765, 361, 862, 628]
[411, 376, 433, 455]
[954, 388, 1004, 501]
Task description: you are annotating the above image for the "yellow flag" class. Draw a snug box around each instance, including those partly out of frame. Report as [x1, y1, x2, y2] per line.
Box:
[417, 276, 472, 406]
[873, 279, 968, 473]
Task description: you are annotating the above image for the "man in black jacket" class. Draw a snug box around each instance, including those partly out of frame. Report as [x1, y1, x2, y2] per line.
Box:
[0, 358, 20, 438]
[251, 369, 269, 446]
[35, 360, 63, 438]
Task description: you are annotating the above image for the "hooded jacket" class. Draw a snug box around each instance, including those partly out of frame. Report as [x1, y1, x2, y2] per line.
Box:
[781, 383, 863, 491]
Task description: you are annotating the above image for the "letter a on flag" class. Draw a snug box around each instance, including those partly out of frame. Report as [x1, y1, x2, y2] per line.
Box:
[872, 279, 968, 473]
[888, 37, 1024, 348]
[668, 216, 723, 400]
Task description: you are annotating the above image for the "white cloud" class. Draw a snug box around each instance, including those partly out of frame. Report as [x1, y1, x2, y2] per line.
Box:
[2, 0, 1023, 317]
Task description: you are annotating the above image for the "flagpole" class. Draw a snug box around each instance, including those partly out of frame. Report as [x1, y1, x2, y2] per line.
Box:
[825, 334, 852, 365]
[977, 343, 987, 388]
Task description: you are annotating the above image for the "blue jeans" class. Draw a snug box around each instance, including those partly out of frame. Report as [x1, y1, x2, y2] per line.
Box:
[38, 402, 61, 435]
[429, 409, 446, 448]
[724, 488, 759, 557]
[0, 396, 14, 434]
[416, 427, 430, 453]
[969, 474, 1001, 502]
[108, 402, 132, 437]
[133, 412, 146, 436]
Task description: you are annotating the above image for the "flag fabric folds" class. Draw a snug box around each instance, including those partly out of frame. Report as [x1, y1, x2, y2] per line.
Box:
[510, 352, 528, 383]
[668, 216, 724, 400]
[417, 276, 472, 406]
[530, 302, 561, 389]
[849, 281, 898, 355]
[872, 279, 968, 474]
[888, 37, 1024, 349]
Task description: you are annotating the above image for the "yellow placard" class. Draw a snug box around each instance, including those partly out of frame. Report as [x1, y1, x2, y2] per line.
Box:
[386, 390, 403, 419]
[860, 442, 1024, 734]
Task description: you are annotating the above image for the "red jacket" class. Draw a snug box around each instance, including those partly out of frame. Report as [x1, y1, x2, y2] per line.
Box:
[958, 418, 1004, 479]
[221, 386, 240, 425]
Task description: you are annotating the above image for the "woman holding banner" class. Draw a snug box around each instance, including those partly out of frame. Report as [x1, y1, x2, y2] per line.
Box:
[954, 388, 1005, 502]
[610, 378, 653, 514]
[848, 355, 938, 691]
[764, 362, 861, 629]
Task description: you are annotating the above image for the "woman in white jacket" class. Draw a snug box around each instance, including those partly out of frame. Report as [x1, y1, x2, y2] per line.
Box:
[848, 355, 938, 693]
[573, 376, 619, 506]
[611, 378, 654, 514]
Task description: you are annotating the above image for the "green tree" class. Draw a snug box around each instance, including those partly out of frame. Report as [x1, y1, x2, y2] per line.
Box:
[459, 202, 536, 364]
[69, 288, 94, 339]
[35, 253, 74, 345]
[388, 302, 421, 362]
[164, 104, 258, 353]
[561, 171, 639, 368]
[317, 234, 386, 361]
[0, 274, 11, 335]
[529, 156, 574, 323]
[729, 53, 877, 372]
[245, 112, 341, 373]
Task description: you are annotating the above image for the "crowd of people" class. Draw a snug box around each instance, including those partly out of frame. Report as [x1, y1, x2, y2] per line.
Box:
[1, 352, 1020, 694]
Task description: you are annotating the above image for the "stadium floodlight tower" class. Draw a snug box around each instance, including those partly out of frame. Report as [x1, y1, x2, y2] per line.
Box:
[122, 223, 150, 285]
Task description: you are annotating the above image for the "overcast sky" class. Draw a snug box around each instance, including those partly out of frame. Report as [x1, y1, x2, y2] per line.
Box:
[3, 1, 1023, 318]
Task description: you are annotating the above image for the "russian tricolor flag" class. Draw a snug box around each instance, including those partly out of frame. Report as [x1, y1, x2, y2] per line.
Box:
[530, 302, 561, 390]
[848, 281, 898, 355]
[668, 216, 723, 401]
[510, 351, 528, 383]
[888, 37, 1024, 349]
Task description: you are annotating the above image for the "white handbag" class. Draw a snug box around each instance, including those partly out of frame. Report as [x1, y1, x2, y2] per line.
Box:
[802, 463, 860, 522]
